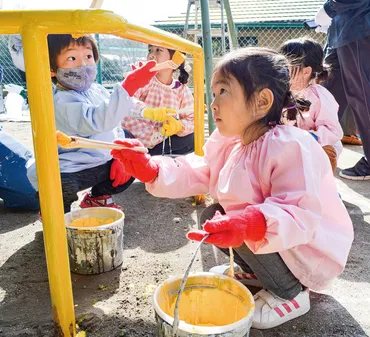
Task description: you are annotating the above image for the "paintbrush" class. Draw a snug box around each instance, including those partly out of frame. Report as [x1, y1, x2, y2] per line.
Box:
[56, 131, 148, 153]
[123, 51, 186, 78]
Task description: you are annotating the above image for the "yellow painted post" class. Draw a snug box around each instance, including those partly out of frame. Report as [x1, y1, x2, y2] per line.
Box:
[22, 27, 76, 336]
[192, 54, 205, 156]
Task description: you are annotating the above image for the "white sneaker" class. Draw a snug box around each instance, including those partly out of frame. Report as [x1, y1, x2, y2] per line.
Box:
[252, 289, 310, 329]
[209, 263, 263, 287]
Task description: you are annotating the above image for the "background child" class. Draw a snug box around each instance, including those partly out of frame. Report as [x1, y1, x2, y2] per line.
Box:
[0, 129, 39, 211]
[122, 45, 194, 155]
[111, 48, 353, 329]
[280, 38, 343, 173]
[26, 34, 162, 212]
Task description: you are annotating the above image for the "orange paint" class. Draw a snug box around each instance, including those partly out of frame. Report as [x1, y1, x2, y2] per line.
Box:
[159, 278, 253, 326]
[69, 217, 115, 228]
[56, 131, 72, 146]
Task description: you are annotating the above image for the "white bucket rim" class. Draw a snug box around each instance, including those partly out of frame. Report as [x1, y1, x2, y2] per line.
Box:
[153, 271, 255, 335]
[65, 207, 125, 230]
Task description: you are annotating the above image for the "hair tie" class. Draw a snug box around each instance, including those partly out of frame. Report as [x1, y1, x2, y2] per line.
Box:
[285, 105, 297, 110]
[268, 121, 277, 128]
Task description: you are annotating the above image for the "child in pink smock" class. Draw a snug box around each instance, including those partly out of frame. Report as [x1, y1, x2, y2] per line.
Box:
[280, 38, 343, 173]
[122, 45, 194, 156]
[111, 48, 353, 330]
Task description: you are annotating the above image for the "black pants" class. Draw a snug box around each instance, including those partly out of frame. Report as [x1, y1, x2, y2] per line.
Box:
[61, 160, 134, 212]
[323, 49, 357, 135]
[123, 129, 194, 156]
[200, 204, 303, 300]
[337, 36, 370, 162]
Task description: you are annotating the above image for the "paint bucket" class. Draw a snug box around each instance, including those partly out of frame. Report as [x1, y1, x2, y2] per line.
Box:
[153, 272, 255, 336]
[65, 207, 124, 275]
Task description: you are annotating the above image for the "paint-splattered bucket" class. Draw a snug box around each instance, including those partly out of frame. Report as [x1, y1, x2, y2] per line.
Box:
[153, 272, 255, 336]
[65, 207, 124, 275]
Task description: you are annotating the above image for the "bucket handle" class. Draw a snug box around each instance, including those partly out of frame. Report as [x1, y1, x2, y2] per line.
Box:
[172, 234, 209, 336]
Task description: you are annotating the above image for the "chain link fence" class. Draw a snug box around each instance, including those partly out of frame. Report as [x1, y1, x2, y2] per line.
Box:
[157, 26, 327, 87]
[0, 27, 326, 90]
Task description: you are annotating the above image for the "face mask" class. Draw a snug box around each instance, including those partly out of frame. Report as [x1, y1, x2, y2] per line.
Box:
[56, 65, 96, 92]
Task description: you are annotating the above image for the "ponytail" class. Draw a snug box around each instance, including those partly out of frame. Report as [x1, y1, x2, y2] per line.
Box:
[315, 64, 329, 83]
[283, 91, 311, 123]
[177, 62, 189, 84]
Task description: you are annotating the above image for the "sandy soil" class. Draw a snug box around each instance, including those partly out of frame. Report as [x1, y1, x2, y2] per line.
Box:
[1, 121, 369, 337]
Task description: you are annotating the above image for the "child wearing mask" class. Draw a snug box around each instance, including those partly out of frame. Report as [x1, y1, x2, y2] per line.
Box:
[26, 34, 171, 212]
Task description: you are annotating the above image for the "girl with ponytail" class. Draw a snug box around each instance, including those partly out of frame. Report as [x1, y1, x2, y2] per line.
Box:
[122, 45, 194, 155]
[280, 38, 343, 172]
[112, 47, 353, 329]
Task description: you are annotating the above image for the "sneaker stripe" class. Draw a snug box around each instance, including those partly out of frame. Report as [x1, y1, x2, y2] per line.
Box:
[289, 299, 300, 309]
[274, 307, 285, 317]
[282, 303, 292, 313]
[235, 272, 258, 280]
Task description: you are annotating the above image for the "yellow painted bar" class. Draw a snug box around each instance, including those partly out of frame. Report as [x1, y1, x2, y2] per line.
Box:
[21, 27, 76, 336]
[0, 9, 205, 335]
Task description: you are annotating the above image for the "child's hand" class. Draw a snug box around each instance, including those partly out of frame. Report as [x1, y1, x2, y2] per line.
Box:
[142, 107, 177, 122]
[121, 60, 157, 96]
[161, 116, 183, 136]
[187, 210, 266, 248]
[111, 139, 159, 183]
[110, 159, 131, 187]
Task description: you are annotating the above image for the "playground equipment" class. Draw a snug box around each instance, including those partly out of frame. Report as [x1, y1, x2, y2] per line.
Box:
[0, 9, 204, 336]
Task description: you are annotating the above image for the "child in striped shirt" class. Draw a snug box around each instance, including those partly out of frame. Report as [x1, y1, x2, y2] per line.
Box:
[122, 45, 194, 155]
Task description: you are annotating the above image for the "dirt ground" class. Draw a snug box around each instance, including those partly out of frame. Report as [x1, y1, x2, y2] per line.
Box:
[1, 121, 369, 337]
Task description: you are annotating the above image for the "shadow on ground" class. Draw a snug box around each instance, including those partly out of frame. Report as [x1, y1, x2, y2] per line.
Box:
[0, 202, 39, 234]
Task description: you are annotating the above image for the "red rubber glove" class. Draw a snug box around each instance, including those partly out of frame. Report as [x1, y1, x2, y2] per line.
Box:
[121, 60, 157, 96]
[110, 159, 132, 187]
[187, 209, 266, 248]
[111, 139, 159, 183]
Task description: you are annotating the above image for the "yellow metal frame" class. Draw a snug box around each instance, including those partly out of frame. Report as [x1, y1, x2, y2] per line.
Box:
[0, 9, 205, 336]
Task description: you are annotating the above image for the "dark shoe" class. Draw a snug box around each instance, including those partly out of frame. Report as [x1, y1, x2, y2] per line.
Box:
[339, 157, 370, 181]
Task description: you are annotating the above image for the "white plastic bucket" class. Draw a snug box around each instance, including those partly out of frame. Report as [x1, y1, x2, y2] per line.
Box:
[65, 207, 124, 275]
[153, 272, 255, 336]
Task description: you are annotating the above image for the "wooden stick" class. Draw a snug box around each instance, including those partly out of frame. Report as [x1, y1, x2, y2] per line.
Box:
[62, 136, 148, 153]
[228, 247, 235, 278]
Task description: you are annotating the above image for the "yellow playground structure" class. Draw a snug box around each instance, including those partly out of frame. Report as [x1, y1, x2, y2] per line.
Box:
[0, 9, 205, 336]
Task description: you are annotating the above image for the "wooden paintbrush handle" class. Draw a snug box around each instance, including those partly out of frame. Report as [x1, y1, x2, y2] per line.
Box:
[150, 61, 174, 71]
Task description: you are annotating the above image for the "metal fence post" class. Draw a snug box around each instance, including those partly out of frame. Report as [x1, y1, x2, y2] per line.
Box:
[95, 33, 103, 85]
[200, 0, 216, 135]
[223, 0, 238, 49]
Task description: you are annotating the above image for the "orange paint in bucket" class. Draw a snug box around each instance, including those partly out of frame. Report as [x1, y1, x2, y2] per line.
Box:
[153, 272, 255, 336]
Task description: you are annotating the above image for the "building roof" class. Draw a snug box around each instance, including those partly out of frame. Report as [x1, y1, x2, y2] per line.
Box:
[154, 0, 323, 27]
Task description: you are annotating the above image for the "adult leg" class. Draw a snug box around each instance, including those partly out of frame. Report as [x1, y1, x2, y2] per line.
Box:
[337, 36, 370, 179]
[322, 49, 347, 121]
